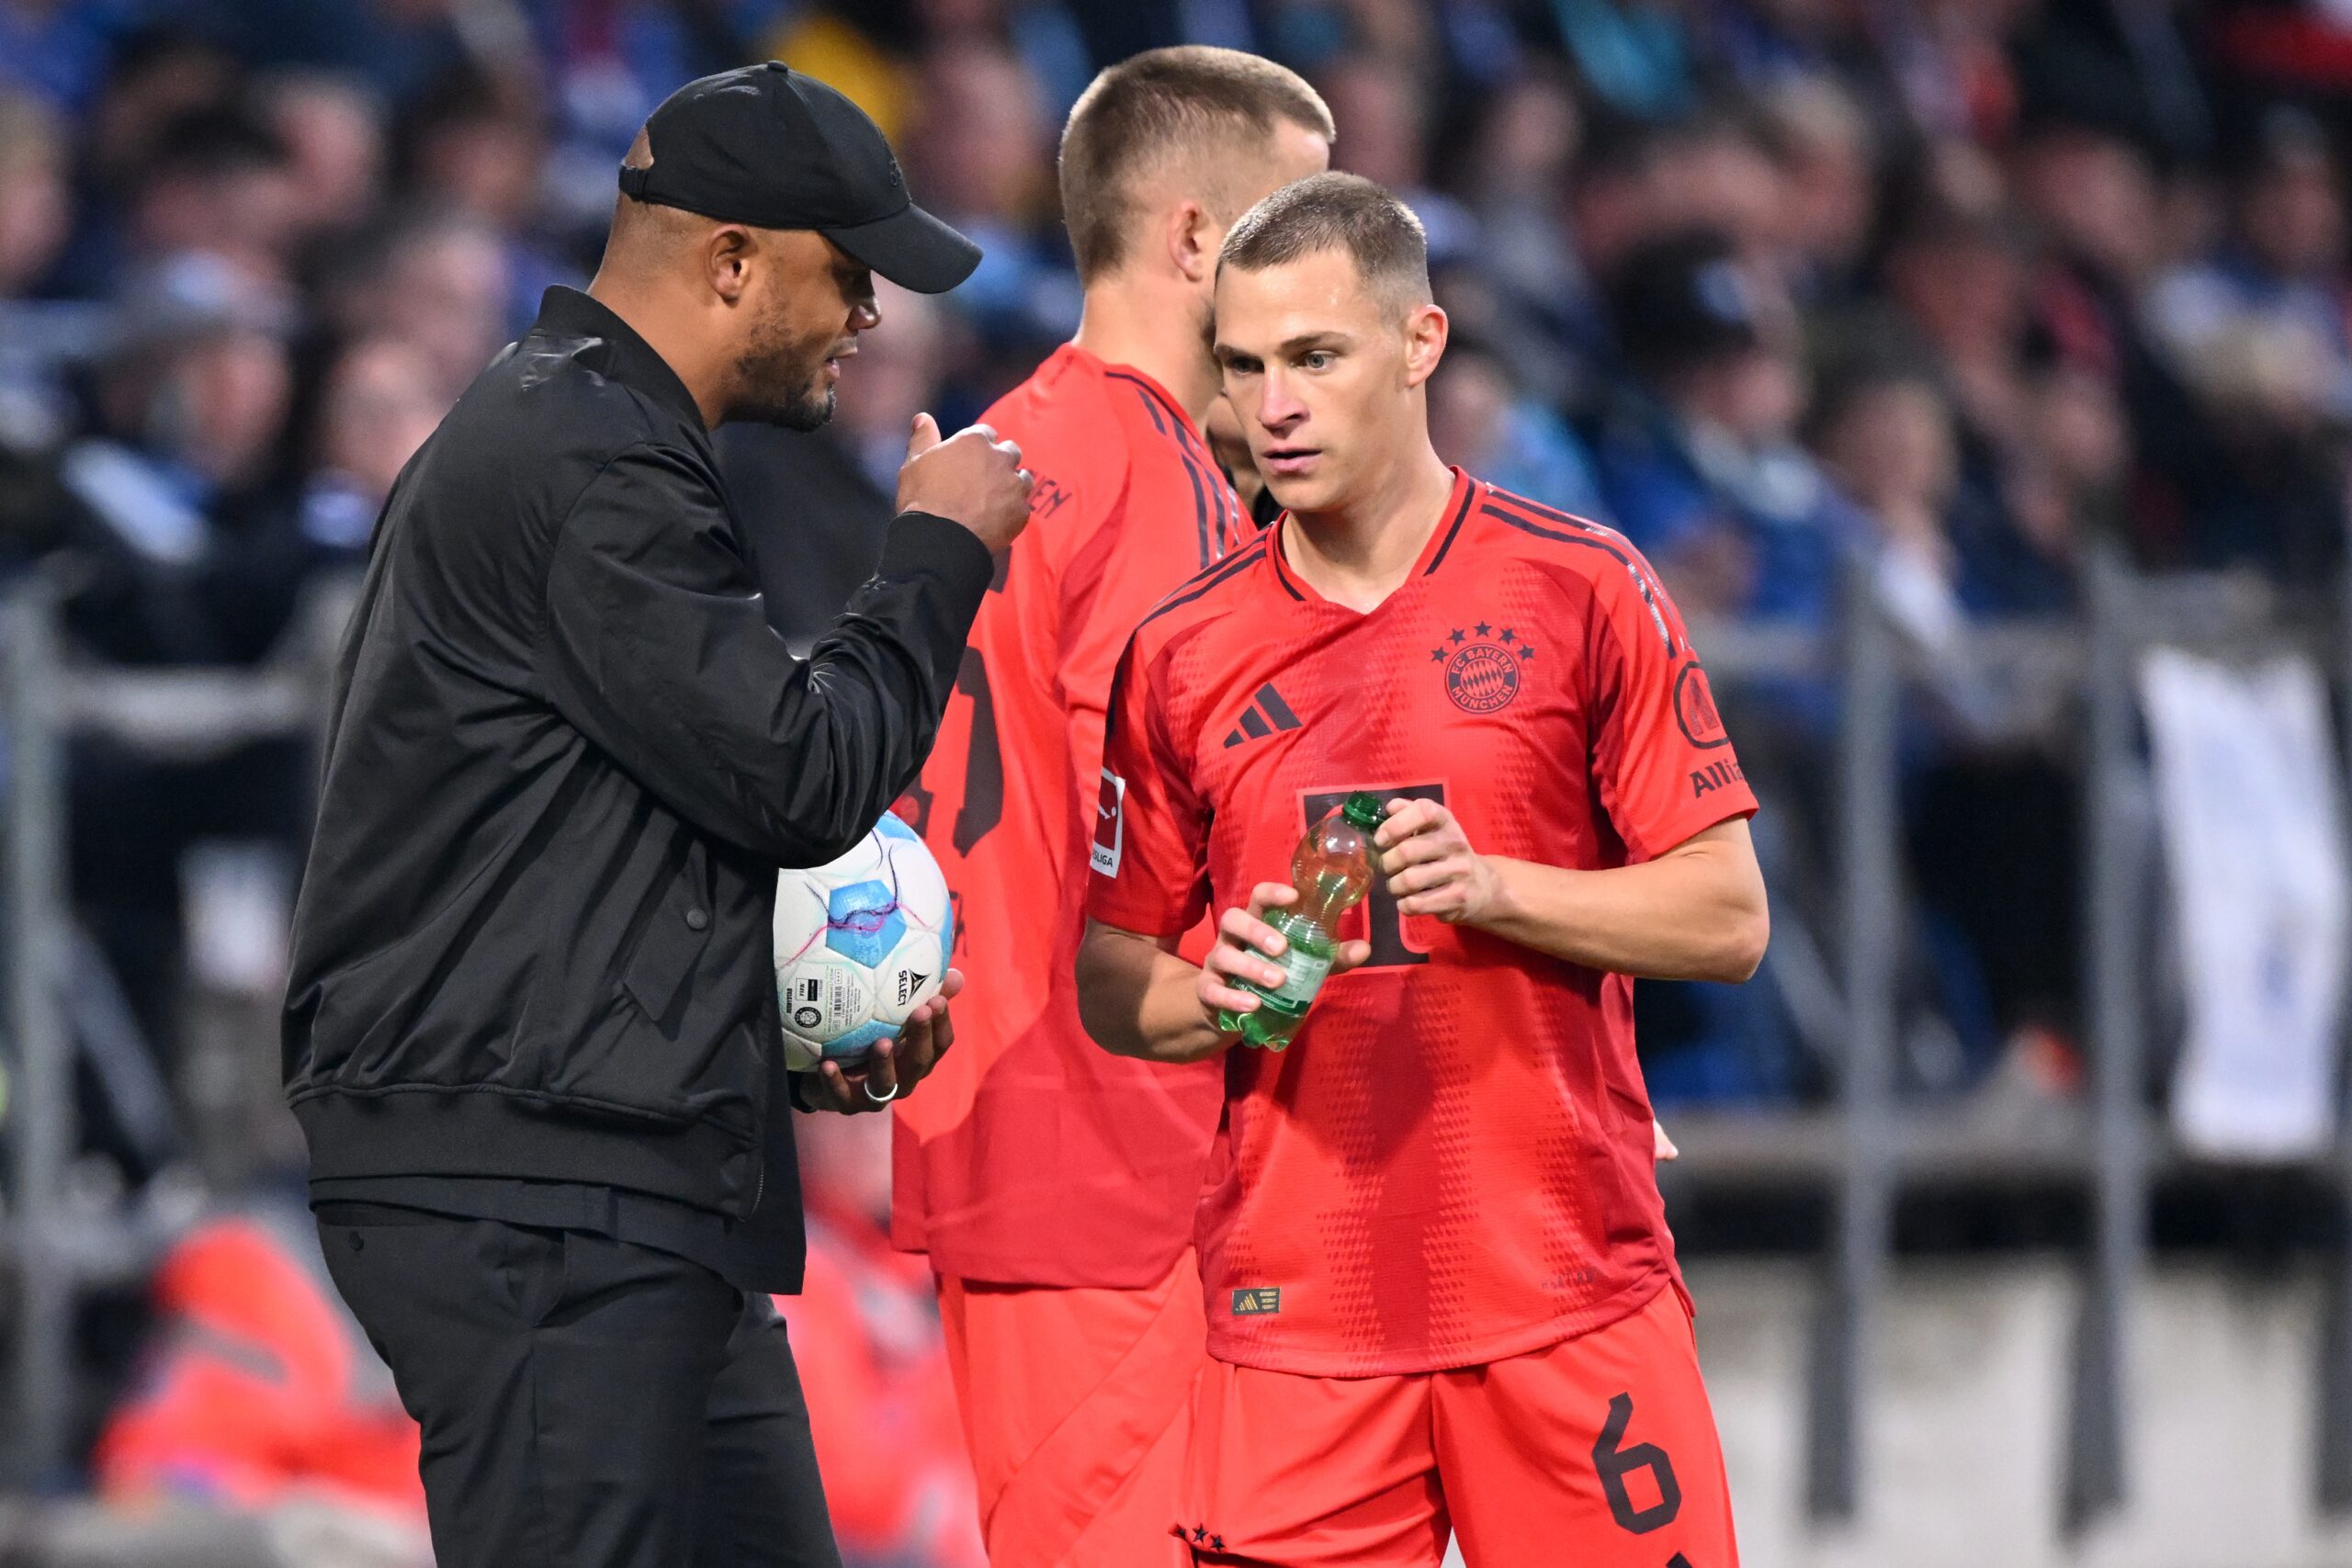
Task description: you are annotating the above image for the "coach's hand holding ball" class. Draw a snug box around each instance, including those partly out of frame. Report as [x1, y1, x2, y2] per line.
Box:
[800, 968, 965, 1115]
[899, 412, 1033, 554]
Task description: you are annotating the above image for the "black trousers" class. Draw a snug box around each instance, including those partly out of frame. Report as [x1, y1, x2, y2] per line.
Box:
[317, 1211, 841, 1568]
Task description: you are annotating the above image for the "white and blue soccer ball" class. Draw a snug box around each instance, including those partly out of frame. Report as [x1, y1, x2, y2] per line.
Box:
[773, 813, 954, 1071]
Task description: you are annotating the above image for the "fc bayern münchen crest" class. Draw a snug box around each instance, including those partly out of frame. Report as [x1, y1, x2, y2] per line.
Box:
[1431, 624, 1534, 714]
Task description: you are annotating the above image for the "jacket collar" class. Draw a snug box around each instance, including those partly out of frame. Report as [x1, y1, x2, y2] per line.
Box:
[529, 286, 705, 427]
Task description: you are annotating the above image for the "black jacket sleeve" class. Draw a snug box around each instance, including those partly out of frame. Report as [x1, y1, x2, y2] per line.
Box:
[537, 441, 993, 866]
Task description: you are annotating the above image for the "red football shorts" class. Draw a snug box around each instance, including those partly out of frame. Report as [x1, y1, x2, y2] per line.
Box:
[937, 1251, 1204, 1568]
[1173, 1283, 1737, 1567]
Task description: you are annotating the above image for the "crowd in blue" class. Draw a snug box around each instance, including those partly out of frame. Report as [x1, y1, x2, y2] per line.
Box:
[3, 0, 2348, 1120]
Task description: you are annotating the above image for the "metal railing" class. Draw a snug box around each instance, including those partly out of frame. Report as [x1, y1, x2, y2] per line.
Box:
[1662, 545, 2351, 1529]
[0, 576, 350, 1484]
[3, 551, 2348, 1524]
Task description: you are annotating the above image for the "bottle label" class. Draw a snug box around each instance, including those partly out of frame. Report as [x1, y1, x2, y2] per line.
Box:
[1268, 946, 1331, 1007]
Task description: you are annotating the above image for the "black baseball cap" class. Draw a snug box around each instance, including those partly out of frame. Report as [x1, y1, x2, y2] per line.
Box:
[618, 62, 981, 295]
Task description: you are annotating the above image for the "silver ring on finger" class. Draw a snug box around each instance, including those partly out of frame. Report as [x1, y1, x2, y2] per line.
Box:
[863, 1077, 899, 1104]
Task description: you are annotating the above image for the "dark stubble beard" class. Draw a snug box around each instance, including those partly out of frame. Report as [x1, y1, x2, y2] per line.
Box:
[733, 309, 837, 431]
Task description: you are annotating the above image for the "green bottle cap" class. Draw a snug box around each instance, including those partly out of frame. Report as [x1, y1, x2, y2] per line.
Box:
[1340, 792, 1386, 830]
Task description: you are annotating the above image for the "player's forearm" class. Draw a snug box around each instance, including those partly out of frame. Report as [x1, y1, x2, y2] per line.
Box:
[1075, 922, 1229, 1064]
[1470, 840, 1769, 983]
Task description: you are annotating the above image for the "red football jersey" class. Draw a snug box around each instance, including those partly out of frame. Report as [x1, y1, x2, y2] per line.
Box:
[890, 344, 1249, 1287]
[1087, 469, 1758, 1376]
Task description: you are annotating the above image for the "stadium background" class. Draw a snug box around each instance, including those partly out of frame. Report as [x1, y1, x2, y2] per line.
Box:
[3, 0, 2351, 1563]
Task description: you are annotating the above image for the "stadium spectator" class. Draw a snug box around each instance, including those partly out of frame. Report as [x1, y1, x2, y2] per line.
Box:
[2144, 105, 2352, 578]
[322, 210, 512, 402]
[0, 88, 74, 299]
[257, 71, 387, 246]
[1869, 197, 2086, 613]
[1428, 336, 1611, 522]
[1315, 51, 1476, 261]
[1444, 66, 1583, 399]
[2149, 107, 2351, 403]
[64, 30, 244, 278]
[198, 333, 447, 664]
[0, 87, 85, 446]
[1806, 361, 1970, 653]
[8, 7, 2352, 1549]
[2009, 115, 2229, 564]
[122, 104, 303, 284]
[901, 39, 1074, 360]
[1673, 105, 1792, 267]
[64, 251, 296, 605]
[393, 62, 570, 331]
[1758, 73, 1879, 305]
[1587, 225, 1852, 625]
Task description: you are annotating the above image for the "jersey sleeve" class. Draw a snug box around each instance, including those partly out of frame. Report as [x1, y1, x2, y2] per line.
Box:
[1584, 546, 1759, 860]
[1085, 634, 1211, 938]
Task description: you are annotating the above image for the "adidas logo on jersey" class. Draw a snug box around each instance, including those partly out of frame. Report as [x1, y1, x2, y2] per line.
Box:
[1222, 683, 1303, 749]
[1231, 1287, 1282, 1315]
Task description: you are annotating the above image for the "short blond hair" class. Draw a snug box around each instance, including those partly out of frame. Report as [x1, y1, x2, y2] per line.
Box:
[1059, 47, 1333, 282]
[1219, 172, 1430, 312]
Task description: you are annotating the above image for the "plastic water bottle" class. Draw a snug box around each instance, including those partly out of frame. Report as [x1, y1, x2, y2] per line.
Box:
[1215, 792, 1385, 1049]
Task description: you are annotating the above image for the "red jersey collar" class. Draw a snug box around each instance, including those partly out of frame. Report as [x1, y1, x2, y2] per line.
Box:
[1264, 467, 1481, 610]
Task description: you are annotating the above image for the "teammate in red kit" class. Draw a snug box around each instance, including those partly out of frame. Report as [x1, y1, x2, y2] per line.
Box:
[1076, 173, 1769, 1566]
[888, 50, 1332, 1567]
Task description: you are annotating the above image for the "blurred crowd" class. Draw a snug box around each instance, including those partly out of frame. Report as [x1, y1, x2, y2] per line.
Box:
[5, 0, 2352, 1556]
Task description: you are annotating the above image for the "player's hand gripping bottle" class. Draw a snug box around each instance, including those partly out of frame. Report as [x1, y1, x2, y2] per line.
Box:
[1215, 793, 1385, 1050]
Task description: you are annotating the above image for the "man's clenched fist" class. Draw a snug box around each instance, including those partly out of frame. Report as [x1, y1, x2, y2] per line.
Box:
[898, 412, 1033, 554]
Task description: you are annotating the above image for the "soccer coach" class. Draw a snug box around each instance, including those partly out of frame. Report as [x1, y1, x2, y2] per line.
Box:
[280, 66, 1029, 1568]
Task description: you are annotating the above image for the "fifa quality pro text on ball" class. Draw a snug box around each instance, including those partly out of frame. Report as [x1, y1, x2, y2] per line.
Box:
[773, 813, 955, 1070]
[1215, 792, 1384, 1050]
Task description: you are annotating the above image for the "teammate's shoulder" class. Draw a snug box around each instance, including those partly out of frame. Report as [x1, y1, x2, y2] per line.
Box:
[988, 349, 1143, 470]
[1126, 532, 1269, 650]
[1100, 366, 1193, 442]
[1107, 369, 1225, 470]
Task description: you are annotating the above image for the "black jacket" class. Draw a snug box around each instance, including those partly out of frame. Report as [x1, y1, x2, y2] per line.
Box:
[283, 288, 990, 1228]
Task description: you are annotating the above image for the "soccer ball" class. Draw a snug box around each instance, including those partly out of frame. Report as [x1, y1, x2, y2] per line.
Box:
[773, 813, 954, 1071]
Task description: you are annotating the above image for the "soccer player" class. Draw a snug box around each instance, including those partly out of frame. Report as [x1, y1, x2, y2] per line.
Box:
[1076, 172, 1767, 1566]
[888, 49, 1333, 1567]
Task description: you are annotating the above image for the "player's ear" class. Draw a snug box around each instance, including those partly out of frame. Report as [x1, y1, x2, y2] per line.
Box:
[1401, 301, 1448, 389]
[1167, 199, 1216, 285]
[707, 224, 755, 306]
